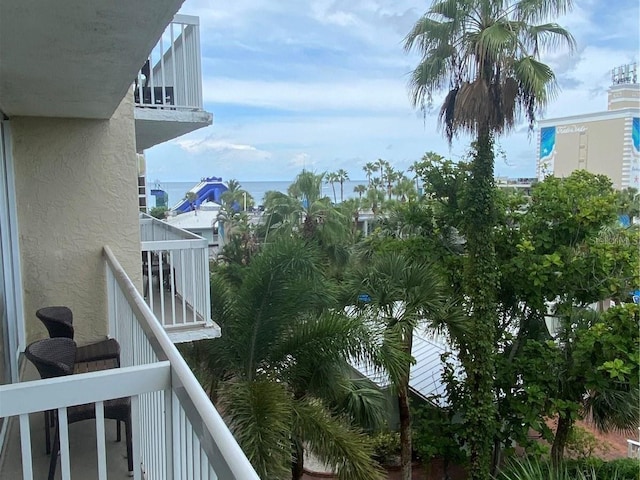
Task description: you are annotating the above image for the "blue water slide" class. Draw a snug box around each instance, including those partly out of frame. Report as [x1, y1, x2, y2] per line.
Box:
[172, 177, 228, 213]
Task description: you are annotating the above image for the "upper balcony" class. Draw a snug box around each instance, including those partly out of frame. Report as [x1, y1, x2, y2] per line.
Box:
[139, 213, 220, 343]
[134, 15, 213, 152]
[0, 0, 185, 119]
[0, 246, 258, 480]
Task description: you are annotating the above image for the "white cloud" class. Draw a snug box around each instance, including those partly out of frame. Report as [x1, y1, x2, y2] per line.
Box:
[201, 77, 412, 113]
[144, 0, 640, 183]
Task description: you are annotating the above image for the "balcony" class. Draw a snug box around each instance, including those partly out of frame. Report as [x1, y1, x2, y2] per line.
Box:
[0, 246, 258, 480]
[134, 15, 213, 152]
[140, 213, 220, 343]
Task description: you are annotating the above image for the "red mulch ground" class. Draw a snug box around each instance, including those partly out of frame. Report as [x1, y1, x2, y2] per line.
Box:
[303, 420, 636, 480]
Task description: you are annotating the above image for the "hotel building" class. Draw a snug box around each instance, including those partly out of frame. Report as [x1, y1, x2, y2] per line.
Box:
[537, 63, 640, 189]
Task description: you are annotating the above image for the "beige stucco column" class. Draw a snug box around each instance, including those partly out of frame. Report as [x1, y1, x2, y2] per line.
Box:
[11, 96, 142, 344]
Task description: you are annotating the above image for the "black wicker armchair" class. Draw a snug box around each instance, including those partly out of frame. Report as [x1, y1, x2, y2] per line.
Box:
[25, 337, 133, 480]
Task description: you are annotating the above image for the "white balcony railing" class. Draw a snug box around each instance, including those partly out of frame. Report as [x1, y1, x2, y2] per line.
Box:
[140, 213, 212, 332]
[0, 247, 258, 480]
[628, 439, 640, 458]
[134, 14, 203, 111]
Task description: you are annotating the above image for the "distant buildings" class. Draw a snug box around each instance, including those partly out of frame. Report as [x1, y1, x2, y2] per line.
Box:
[537, 63, 640, 190]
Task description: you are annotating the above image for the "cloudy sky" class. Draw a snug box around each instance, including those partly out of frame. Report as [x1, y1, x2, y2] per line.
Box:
[145, 0, 640, 183]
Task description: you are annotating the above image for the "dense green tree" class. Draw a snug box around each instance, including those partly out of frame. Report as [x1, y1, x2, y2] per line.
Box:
[184, 239, 395, 480]
[405, 2, 575, 478]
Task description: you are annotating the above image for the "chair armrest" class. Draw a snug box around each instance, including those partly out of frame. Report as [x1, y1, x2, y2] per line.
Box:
[75, 338, 120, 364]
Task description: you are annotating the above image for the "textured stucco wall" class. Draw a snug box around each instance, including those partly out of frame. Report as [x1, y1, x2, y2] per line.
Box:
[11, 96, 142, 344]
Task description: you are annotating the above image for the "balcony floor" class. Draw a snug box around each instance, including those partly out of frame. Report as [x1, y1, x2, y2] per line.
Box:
[144, 279, 221, 343]
[0, 362, 132, 479]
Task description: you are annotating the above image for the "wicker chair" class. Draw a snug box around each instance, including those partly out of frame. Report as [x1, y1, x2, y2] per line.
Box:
[36, 306, 121, 369]
[25, 338, 133, 480]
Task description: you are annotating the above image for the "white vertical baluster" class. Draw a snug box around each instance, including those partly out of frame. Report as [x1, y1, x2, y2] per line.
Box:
[181, 251, 187, 324]
[95, 401, 107, 480]
[170, 250, 176, 325]
[191, 249, 197, 324]
[165, 388, 173, 478]
[131, 395, 141, 480]
[193, 427, 201, 480]
[159, 251, 166, 326]
[181, 23, 189, 109]
[58, 407, 71, 480]
[18, 414, 33, 480]
[172, 390, 181, 479]
[186, 419, 193, 479]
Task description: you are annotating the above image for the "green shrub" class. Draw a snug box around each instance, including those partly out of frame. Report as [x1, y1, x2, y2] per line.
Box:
[565, 457, 640, 480]
[370, 431, 400, 465]
[496, 457, 640, 480]
[565, 425, 610, 460]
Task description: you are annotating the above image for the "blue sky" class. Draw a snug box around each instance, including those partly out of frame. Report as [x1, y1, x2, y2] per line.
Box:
[145, 0, 640, 183]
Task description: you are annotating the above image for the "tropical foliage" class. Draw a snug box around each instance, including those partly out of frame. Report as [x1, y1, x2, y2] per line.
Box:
[404, 2, 576, 478]
[184, 238, 393, 479]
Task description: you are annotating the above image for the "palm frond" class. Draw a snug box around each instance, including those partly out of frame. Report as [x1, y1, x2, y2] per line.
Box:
[218, 380, 293, 479]
[293, 397, 386, 480]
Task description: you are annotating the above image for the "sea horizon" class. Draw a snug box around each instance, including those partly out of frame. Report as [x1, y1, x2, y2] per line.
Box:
[147, 179, 369, 209]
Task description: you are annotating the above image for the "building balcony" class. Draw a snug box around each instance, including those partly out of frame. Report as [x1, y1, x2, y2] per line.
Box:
[0, 246, 258, 480]
[134, 15, 213, 152]
[140, 213, 220, 343]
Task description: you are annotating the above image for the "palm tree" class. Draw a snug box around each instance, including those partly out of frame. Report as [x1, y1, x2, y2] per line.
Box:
[383, 164, 397, 200]
[344, 251, 465, 480]
[353, 184, 367, 199]
[363, 162, 376, 186]
[405, 2, 575, 478]
[185, 191, 197, 214]
[336, 168, 350, 202]
[326, 171, 339, 203]
[376, 159, 388, 186]
[183, 239, 389, 480]
[221, 178, 253, 212]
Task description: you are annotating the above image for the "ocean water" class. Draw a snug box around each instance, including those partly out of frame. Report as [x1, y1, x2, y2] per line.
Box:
[147, 179, 368, 209]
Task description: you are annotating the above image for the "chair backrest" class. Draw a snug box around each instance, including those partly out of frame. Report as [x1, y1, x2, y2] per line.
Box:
[36, 306, 74, 339]
[25, 338, 76, 379]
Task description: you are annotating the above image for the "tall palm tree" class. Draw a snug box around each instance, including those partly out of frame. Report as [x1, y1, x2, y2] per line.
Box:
[336, 168, 350, 202]
[326, 171, 339, 203]
[377, 159, 388, 186]
[363, 162, 376, 186]
[184, 239, 390, 480]
[405, 2, 575, 478]
[353, 184, 367, 199]
[344, 251, 465, 480]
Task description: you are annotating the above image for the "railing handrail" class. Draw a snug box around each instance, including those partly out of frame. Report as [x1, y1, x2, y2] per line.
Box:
[140, 213, 205, 241]
[0, 363, 170, 417]
[173, 14, 199, 26]
[103, 246, 259, 480]
[141, 239, 208, 251]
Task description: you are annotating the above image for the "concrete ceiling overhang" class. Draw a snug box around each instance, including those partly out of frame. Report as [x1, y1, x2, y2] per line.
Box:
[134, 109, 213, 152]
[0, 0, 185, 119]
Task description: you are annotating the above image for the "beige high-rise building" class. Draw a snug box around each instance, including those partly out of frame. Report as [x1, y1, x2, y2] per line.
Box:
[537, 63, 640, 189]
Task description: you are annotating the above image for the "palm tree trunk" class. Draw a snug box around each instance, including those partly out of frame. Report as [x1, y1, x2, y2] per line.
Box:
[398, 331, 414, 480]
[462, 130, 498, 480]
[291, 437, 305, 480]
[551, 413, 572, 468]
[398, 388, 412, 480]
